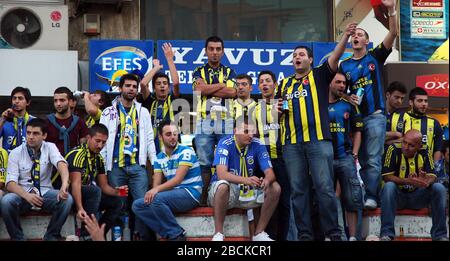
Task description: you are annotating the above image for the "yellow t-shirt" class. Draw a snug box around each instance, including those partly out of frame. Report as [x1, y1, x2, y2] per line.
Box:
[0, 148, 8, 184]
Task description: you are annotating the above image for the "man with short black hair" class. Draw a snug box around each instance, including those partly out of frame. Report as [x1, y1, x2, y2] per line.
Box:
[193, 36, 237, 205]
[388, 87, 443, 161]
[0, 87, 35, 152]
[1, 118, 73, 241]
[66, 123, 125, 240]
[233, 74, 256, 120]
[385, 81, 407, 145]
[132, 120, 201, 241]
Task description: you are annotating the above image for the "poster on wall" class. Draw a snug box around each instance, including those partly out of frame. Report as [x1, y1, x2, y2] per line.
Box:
[400, 0, 449, 61]
[410, 0, 446, 39]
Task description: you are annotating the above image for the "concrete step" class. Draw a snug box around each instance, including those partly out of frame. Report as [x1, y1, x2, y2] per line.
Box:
[362, 208, 448, 241]
[170, 207, 250, 241]
[0, 211, 76, 240]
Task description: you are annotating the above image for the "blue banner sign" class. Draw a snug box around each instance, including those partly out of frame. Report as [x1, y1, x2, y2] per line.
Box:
[89, 40, 153, 93]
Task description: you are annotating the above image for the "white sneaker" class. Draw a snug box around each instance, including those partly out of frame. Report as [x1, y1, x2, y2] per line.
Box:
[212, 232, 225, 241]
[349, 236, 357, 241]
[364, 199, 377, 209]
[252, 231, 274, 241]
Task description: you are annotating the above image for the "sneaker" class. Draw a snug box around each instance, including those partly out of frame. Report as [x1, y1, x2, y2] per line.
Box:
[380, 236, 393, 241]
[171, 232, 187, 241]
[212, 232, 225, 241]
[324, 237, 331, 241]
[349, 236, 357, 241]
[364, 199, 377, 209]
[365, 234, 380, 241]
[252, 231, 274, 241]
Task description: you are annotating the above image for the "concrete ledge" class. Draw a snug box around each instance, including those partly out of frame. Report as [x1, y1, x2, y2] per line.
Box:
[173, 207, 250, 241]
[362, 208, 448, 240]
[0, 211, 76, 240]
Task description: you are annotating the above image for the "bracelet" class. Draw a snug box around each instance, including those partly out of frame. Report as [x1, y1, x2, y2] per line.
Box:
[388, 10, 397, 17]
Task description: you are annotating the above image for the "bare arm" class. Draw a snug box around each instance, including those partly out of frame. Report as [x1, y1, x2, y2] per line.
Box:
[141, 59, 163, 101]
[382, 0, 398, 50]
[352, 131, 362, 156]
[328, 23, 357, 72]
[69, 171, 86, 218]
[385, 131, 403, 144]
[82, 92, 100, 117]
[162, 42, 180, 98]
[56, 161, 70, 200]
[194, 78, 228, 96]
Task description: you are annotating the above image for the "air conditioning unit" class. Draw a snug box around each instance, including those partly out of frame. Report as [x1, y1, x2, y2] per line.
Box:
[0, 3, 68, 50]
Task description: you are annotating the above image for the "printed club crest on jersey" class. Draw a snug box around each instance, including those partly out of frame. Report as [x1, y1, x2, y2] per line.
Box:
[368, 63, 376, 71]
[344, 112, 350, 120]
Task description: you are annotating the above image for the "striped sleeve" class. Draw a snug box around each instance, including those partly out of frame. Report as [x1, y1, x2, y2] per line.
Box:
[192, 66, 203, 90]
[154, 157, 162, 173]
[65, 150, 84, 173]
[382, 145, 397, 176]
[178, 148, 195, 167]
[422, 150, 436, 177]
[0, 149, 8, 184]
[213, 142, 229, 167]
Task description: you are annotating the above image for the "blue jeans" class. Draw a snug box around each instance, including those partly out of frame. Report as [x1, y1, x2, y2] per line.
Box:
[334, 155, 364, 212]
[108, 164, 150, 240]
[1, 190, 73, 240]
[79, 185, 122, 236]
[194, 119, 234, 167]
[266, 158, 291, 241]
[359, 113, 386, 201]
[380, 182, 448, 240]
[283, 140, 340, 240]
[132, 188, 198, 240]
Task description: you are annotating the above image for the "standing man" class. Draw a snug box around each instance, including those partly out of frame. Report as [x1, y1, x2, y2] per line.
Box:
[0, 87, 34, 153]
[385, 81, 407, 145]
[1, 118, 73, 241]
[233, 74, 256, 120]
[0, 147, 7, 198]
[280, 23, 356, 241]
[253, 70, 290, 241]
[380, 130, 448, 241]
[192, 36, 237, 205]
[339, 0, 398, 209]
[208, 116, 280, 241]
[388, 87, 443, 161]
[46, 87, 89, 188]
[328, 73, 364, 241]
[66, 123, 125, 240]
[141, 42, 181, 154]
[100, 73, 157, 240]
[132, 120, 202, 241]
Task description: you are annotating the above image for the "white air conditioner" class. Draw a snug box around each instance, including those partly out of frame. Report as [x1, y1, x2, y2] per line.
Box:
[0, 3, 68, 50]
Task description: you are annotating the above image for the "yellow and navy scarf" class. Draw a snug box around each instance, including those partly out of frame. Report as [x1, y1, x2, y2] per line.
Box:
[26, 145, 41, 196]
[235, 136, 256, 202]
[118, 102, 138, 167]
[12, 112, 30, 149]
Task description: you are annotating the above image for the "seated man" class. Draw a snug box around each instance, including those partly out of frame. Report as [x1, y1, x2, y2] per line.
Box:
[132, 120, 201, 241]
[380, 129, 448, 241]
[208, 116, 281, 241]
[1, 118, 73, 241]
[66, 123, 126, 240]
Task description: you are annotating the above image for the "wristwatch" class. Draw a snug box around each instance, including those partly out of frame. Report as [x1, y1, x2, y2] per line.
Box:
[352, 152, 358, 159]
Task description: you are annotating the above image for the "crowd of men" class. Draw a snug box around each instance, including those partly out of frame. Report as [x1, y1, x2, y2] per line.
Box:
[0, 0, 448, 241]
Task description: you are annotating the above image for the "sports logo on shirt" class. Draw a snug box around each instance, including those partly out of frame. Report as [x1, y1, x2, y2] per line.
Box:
[302, 78, 309, 85]
[346, 72, 351, 80]
[344, 112, 350, 120]
[368, 63, 376, 71]
[218, 148, 229, 156]
[247, 156, 254, 165]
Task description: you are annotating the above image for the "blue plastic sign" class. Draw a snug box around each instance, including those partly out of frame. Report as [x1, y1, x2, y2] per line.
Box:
[89, 40, 153, 93]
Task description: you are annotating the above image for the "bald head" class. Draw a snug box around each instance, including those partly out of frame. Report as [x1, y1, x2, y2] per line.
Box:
[402, 129, 423, 158]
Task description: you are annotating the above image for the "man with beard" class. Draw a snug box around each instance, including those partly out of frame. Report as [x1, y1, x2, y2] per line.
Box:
[388, 87, 443, 161]
[140, 42, 180, 154]
[66, 123, 126, 240]
[132, 120, 201, 241]
[385, 81, 407, 146]
[339, 0, 398, 210]
[100, 73, 157, 240]
[46, 87, 89, 188]
[192, 36, 237, 205]
[0, 87, 35, 152]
